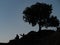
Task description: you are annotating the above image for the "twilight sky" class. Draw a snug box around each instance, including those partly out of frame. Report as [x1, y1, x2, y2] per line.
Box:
[0, 0, 60, 43]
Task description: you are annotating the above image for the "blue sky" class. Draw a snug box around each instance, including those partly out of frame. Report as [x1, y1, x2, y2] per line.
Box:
[0, 0, 59, 42]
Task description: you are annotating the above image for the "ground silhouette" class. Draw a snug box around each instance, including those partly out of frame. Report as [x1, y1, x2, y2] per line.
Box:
[7, 30, 55, 45]
[0, 29, 60, 45]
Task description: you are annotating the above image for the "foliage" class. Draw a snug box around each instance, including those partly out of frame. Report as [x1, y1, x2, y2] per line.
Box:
[23, 2, 59, 30]
[49, 16, 59, 27]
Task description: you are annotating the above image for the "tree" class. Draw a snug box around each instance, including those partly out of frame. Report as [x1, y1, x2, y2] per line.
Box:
[23, 2, 52, 31]
[23, 2, 59, 31]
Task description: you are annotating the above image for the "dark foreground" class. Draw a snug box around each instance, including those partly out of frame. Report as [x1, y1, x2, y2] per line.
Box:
[0, 29, 60, 45]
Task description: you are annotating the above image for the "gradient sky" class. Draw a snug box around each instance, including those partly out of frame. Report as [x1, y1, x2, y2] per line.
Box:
[0, 0, 60, 42]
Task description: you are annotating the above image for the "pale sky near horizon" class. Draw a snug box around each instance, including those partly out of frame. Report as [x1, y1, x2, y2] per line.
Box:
[0, 0, 59, 43]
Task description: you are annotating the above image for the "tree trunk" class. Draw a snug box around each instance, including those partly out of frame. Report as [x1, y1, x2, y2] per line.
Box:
[39, 24, 41, 32]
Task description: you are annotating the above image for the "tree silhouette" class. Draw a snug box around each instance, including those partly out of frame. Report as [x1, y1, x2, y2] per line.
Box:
[23, 2, 52, 31]
[49, 15, 59, 28]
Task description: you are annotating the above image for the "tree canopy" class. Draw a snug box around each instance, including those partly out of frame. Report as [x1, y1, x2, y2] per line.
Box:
[49, 16, 59, 27]
[23, 2, 59, 31]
